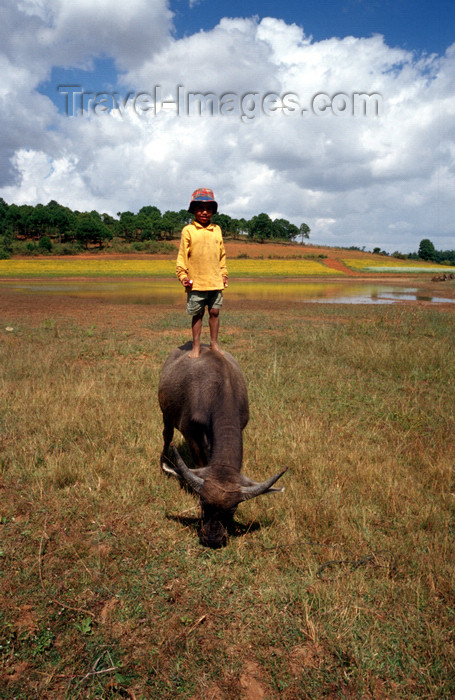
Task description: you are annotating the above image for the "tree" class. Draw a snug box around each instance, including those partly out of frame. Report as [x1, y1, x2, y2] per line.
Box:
[161, 210, 183, 239]
[298, 223, 310, 243]
[29, 203, 51, 236]
[0, 211, 12, 258]
[118, 211, 136, 240]
[418, 238, 436, 261]
[0, 199, 11, 239]
[101, 213, 118, 238]
[248, 213, 274, 241]
[212, 213, 234, 234]
[38, 235, 52, 252]
[138, 205, 162, 235]
[272, 218, 299, 241]
[177, 209, 192, 228]
[6, 204, 33, 237]
[436, 249, 455, 265]
[46, 201, 74, 242]
[75, 213, 112, 249]
[236, 218, 249, 236]
[134, 212, 156, 241]
[139, 205, 161, 219]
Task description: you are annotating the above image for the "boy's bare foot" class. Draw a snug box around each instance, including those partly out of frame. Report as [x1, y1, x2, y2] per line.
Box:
[189, 345, 200, 359]
[210, 341, 223, 354]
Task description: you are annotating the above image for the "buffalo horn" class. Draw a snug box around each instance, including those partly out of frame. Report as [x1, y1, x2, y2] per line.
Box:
[239, 467, 287, 501]
[165, 445, 205, 494]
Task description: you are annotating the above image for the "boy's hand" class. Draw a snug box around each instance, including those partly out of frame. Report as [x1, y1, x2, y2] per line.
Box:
[223, 276, 228, 288]
[182, 277, 193, 289]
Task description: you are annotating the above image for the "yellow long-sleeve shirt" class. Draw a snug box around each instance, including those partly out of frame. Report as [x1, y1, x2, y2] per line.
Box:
[176, 221, 228, 291]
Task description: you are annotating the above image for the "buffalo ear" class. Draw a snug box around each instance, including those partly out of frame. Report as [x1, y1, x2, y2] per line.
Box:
[238, 467, 287, 502]
[161, 460, 181, 479]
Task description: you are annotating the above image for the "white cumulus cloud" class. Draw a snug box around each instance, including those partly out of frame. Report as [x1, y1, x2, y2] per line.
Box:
[1, 5, 454, 252]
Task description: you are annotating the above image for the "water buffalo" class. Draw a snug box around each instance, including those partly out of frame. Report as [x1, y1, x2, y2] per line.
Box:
[158, 343, 287, 548]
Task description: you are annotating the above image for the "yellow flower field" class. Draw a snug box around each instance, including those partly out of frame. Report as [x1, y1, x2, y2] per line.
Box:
[229, 259, 337, 276]
[0, 259, 175, 278]
[0, 258, 337, 278]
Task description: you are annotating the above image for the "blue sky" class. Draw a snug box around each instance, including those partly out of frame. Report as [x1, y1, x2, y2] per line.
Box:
[2, 0, 455, 252]
[40, 0, 454, 112]
[173, 0, 453, 54]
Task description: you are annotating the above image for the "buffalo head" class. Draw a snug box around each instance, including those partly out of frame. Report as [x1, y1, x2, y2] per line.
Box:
[162, 445, 287, 548]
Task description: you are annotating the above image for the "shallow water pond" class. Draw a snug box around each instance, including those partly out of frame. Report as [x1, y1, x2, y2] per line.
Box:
[1, 279, 454, 305]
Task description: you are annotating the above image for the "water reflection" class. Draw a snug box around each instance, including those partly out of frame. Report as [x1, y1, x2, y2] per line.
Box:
[1, 279, 454, 305]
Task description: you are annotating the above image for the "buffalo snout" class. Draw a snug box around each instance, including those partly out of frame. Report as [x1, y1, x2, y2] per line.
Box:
[199, 504, 235, 548]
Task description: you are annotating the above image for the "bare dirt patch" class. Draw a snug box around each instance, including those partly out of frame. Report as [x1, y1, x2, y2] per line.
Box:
[223, 240, 382, 261]
[0, 288, 175, 332]
[289, 643, 331, 673]
[239, 661, 267, 700]
[322, 257, 356, 274]
[9, 239, 391, 262]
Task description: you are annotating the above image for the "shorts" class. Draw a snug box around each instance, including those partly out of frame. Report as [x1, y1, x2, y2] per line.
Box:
[186, 290, 223, 316]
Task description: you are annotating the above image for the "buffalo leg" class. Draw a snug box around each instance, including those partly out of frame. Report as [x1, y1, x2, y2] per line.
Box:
[186, 423, 208, 467]
[161, 420, 174, 465]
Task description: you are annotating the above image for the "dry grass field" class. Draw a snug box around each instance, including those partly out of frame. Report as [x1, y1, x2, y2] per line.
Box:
[0, 282, 454, 698]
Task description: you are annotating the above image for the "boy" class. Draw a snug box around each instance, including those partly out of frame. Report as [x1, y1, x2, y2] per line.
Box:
[176, 188, 228, 359]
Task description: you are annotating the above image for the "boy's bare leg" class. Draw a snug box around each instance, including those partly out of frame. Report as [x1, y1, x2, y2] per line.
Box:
[209, 308, 223, 353]
[189, 311, 204, 358]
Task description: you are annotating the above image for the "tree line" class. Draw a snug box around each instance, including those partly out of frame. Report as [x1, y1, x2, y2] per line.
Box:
[337, 239, 455, 266]
[0, 198, 311, 257]
[1, 198, 453, 264]
[411, 238, 455, 266]
[379, 239, 455, 266]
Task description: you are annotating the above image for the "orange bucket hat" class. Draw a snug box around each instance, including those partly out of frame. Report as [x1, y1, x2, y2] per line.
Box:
[188, 187, 218, 214]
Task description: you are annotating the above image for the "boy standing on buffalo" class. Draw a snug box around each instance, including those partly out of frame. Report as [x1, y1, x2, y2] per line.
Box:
[176, 188, 228, 359]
